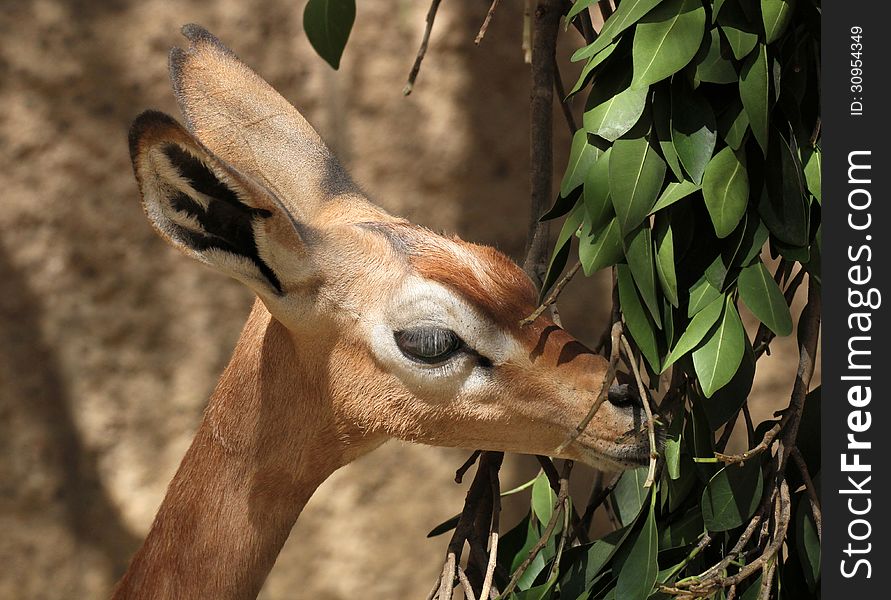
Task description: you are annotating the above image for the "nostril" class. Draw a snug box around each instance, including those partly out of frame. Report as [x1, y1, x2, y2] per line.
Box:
[608, 383, 641, 408]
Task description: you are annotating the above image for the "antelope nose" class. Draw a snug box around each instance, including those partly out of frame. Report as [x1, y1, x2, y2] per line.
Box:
[607, 383, 641, 409]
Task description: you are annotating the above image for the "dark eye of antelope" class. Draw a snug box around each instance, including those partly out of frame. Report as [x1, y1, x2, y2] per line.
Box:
[394, 327, 463, 364]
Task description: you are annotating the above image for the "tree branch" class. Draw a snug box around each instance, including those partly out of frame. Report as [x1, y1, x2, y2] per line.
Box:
[403, 0, 443, 96]
[522, 0, 563, 287]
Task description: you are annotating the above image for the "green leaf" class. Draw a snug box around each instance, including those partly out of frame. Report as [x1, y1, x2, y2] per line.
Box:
[583, 73, 649, 142]
[500, 515, 550, 590]
[561, 129, 602, 197]
[694, 28, 738, 84]
[795, 477, 822, 589]
[662, 295, 724, 372]
[532, 471, 556, 526]
[718, 0, 759, 60]
[611, 467, 650, 526]
[654, 213, 679, 306]
[615, 502, 658, 600]
[303, 0, 356, 70]
[426, 513, 460, 537]
[761, 0, 796, 44]
[566, 0, 598, 25]
[664, 410, 685, 479]
[688, 274, 722, 316]
[610, 137, 667, 233]
[804, 146, 822, 204]
[760, 132, 809, 246]
[512, 578, 556, 600]
[740, 43, 770, 155]
[702, 460, 763, 531]
[618, 264, 663, 371]
[659, 508, 705, 550]
[653, 84, 685, 181]
[717, 97, 750, 150]
[703, 340, 754, 429]
[689, 401, 718, 480]
[559, 527, 633, 599]
[702, 147, 749, 238]
[580, 217, 625, 275]
[625, 225, 663, 327]
[693, 296, 745, 397]
[583, 147, 614, 229]
[738, 261, 793, 336]
[631, 0, 706, 88]
[666, 451, 698, 513]
[540, 202, 585, 298]
[739, 217, 769, 266]
[670, 79, 717, 184]
[738, 575, 764, 600]
[540, 188, 580, 222]
[651, 180, 701, 213]
[568, 42, 620, 97]
[572, 0, 665, 61]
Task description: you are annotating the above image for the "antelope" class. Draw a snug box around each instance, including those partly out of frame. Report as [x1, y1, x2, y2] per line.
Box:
[114, 24, 650, 600]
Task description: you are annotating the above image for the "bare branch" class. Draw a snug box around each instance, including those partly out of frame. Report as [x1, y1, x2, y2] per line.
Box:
[520, 262, 581, 326]
[455, 450, 482, 483]
[620, 335, 659, 487]
[475, 0, 503, 45]
[403, 0, 443, 96]
[457, 566, 476, 600]
[501, 463, 571, 597]
[553, 60, 577, 133]
[790, 447, 822, 540]
[523, 0, 563, 286]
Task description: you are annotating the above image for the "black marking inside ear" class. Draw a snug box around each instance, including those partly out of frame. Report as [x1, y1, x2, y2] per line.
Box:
[162, 144, 282, 293]
[163, 145, 243, 207]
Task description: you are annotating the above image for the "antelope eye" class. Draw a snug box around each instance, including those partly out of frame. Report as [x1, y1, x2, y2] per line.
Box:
[394, 327, 463, 364]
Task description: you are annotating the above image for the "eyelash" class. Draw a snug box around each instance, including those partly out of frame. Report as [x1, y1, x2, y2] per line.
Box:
[393, 327, 492, 368]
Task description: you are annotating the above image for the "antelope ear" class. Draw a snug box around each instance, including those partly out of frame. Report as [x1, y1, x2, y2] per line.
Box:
[129, 110, 307, 296]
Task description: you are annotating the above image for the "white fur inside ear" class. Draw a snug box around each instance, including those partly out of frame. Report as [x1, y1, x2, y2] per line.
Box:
[362, 278, 520, 399]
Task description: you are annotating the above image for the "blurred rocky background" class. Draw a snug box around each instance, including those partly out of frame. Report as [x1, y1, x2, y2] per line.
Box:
[0, 1, 808, 598]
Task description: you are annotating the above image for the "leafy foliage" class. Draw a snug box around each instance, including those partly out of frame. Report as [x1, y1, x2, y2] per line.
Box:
[545, 0, 820, 391]
[509, 0, 821, 598]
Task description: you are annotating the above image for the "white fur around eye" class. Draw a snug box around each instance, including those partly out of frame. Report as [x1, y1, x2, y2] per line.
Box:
[361, 278, 518, 394]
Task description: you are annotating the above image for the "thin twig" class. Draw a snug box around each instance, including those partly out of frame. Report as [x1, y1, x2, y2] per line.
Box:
[403, 0, 443, 96]
[714, 420, 783, 465]
[501, 466, 571, 597]
[520, 262, 581, 325]
[522, 0, 533, 64]
[758, 558, 777, 600]
[553, 60, 577, 132]
[475, 0, 502, 45]
[620, 335, 659, 487]
[455, 450, 483, 483]
[790, 447, 822, 540]
[438, 551, 456, 600]
[574, 472, 619, 541]
[778, 283, 821, 471]
[457, 566, 476, 600]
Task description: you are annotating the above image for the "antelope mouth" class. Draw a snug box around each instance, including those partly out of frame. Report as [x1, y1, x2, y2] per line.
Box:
[571, 423, 665, 471]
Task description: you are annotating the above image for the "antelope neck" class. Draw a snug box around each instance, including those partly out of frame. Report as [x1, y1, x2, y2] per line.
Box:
[112, 301, 380, 599]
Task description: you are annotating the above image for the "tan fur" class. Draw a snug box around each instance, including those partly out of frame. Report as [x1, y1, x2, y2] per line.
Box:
[114, 25, 650, 600]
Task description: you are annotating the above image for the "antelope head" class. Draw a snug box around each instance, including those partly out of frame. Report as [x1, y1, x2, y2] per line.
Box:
[128, 25, 651, 472]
